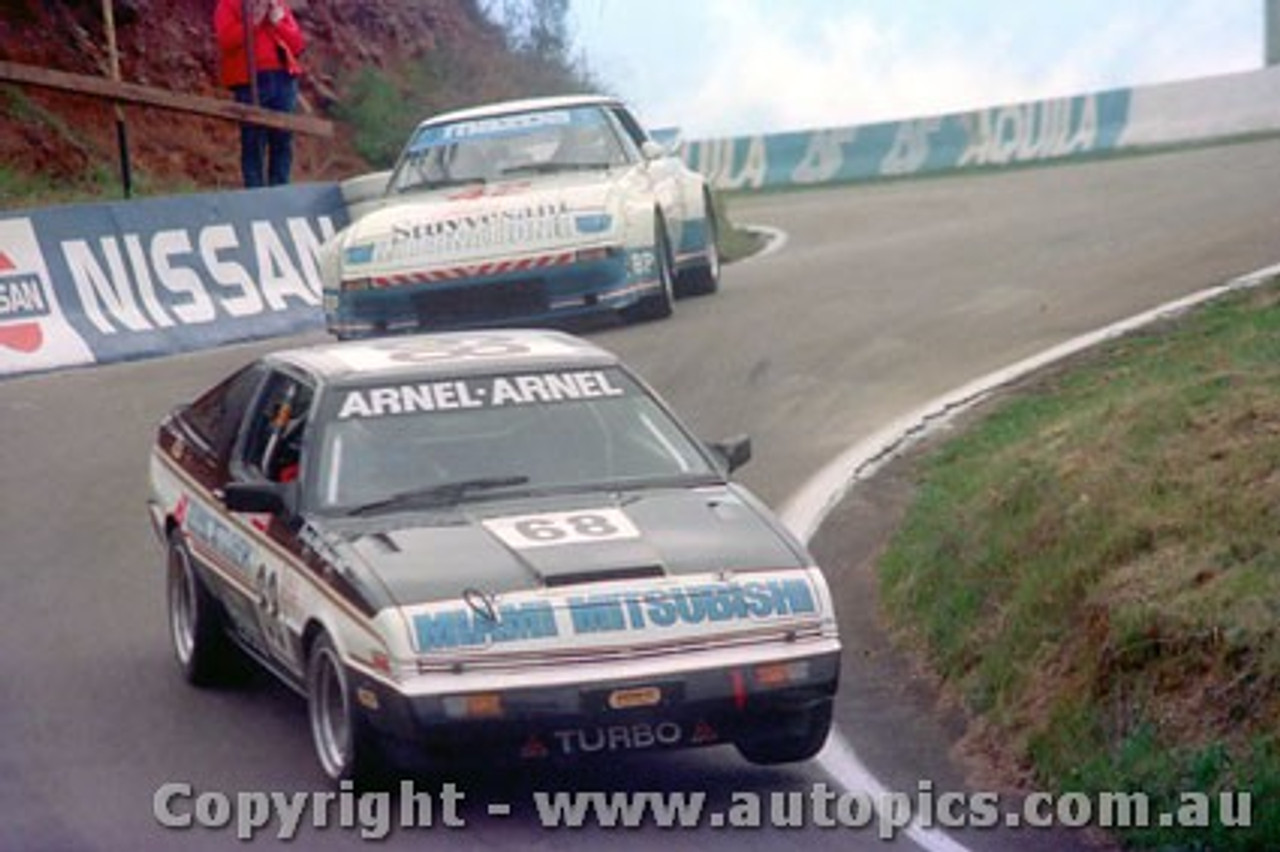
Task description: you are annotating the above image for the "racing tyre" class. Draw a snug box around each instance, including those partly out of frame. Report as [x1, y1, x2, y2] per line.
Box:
[735, 701, 833, 765]
[307, 632, 388, 787]
[675, 193, 720, 297]
[622, 213, 674, 323]
[167, 530, 233, 687]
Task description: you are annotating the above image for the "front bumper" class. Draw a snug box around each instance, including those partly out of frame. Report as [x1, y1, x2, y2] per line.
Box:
[350, 649, 840, 764]
[327, 247, 662, 338]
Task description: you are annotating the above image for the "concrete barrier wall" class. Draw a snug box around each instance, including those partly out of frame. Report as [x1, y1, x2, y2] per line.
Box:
[1121, 66, 1280, 147]
[678, 67, 1280, 191]
[679, 90, 1132, 190]
[4, 67, 1280, 379]
[0, 183, 347, 377]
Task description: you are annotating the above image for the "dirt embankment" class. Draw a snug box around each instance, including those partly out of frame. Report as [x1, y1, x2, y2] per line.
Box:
[0, 0, 507, 192]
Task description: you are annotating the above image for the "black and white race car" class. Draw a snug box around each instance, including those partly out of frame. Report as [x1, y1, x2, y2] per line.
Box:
[148, 330, 840, 783]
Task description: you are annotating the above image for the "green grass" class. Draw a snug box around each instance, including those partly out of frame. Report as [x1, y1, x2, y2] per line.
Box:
[712, 189, 765, 263]
[877, 283, 1280, 849]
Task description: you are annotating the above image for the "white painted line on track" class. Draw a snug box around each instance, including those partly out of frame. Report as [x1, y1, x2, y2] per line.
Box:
[818, 733, 976, 852]
[781, 260, 1280, 543]
[740, 224, 788, 260]
[775, 249, 1280, 852]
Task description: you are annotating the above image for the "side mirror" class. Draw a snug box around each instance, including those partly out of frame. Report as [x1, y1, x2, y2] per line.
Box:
[708, 435, 752, 474]
[223, 481, 290, 515]
[640, 140, 666, 162]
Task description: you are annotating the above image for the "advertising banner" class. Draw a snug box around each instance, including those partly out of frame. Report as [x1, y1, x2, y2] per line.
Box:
[680, 90, 1133, 191]
[0, 182, 347, 377]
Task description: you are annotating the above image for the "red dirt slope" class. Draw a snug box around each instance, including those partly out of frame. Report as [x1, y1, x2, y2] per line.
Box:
[0, 0, 507, 195]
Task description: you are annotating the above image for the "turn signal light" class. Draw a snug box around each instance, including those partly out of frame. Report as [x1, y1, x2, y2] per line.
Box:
[754, 660, 810, 687]
[443, 692, 504, 719]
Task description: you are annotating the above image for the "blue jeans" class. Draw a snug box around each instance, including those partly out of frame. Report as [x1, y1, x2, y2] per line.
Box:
[232, 71, 298, 188]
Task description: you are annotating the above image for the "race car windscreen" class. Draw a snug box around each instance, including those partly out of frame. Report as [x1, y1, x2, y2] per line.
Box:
[308, 367, 719, 513]
[388, 106, 633, 194]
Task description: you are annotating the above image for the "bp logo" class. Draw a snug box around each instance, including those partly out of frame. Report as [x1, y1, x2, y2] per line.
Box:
[0, 217, 94, 375]
[0, 250, 50, 353]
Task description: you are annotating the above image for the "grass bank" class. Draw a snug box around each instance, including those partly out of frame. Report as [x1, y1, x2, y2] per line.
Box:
[878, 282, 1280, 849]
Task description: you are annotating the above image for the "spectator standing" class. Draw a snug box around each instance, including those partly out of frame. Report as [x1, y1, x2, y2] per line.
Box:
[214, 0, 305, 187]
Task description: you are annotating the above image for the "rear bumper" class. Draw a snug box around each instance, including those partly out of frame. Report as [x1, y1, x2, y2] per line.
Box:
[351, 649, 840, 764]
[327, 247, 662, 338]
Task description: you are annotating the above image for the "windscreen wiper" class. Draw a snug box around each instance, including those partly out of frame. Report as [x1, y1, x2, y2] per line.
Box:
[400, 176, 489, 193]
[500, 162, 612, 176]
[347, 476, 531, 517]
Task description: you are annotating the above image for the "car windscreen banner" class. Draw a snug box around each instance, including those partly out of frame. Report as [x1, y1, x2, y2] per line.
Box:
[0, 183, 347, 378]
[409, 107, 604, 153]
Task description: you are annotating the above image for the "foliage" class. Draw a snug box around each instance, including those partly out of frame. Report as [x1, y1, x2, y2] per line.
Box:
[877, 283, 1280, 848]
[334, 2, 602, 169]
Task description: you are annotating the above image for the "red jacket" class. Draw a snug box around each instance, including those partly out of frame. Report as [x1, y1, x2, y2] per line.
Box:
[214, 0, 305, 88]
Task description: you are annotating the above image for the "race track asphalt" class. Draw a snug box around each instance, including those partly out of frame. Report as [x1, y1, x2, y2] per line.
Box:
[2, 137, 1278, 851]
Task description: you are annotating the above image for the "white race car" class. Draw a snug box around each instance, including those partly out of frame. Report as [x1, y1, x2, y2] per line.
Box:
[320, 95, 721, 338]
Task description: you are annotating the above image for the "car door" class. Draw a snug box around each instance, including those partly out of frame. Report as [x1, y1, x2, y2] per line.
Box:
[162, 363, 270, 635]
[225, 367, 317, 673]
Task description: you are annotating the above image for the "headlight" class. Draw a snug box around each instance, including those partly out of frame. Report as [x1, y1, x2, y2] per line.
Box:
[574, 213, 613, 234]
[343, 243, 376, 264]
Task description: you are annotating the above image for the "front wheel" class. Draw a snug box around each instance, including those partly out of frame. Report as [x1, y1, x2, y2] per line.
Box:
[307, 632, 387, 786]
[676, 195, 720, 297]
[621, 213, 674, 323]
[735, 701, 833, 765]
[166, 529, 233, 686]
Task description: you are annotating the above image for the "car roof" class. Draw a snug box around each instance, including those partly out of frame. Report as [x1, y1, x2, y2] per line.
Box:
[416, 94, 624, 130]
[266, 330, 621, 385]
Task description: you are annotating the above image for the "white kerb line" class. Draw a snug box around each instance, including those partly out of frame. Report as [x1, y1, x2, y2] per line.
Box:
[778, 257, 1280, 852]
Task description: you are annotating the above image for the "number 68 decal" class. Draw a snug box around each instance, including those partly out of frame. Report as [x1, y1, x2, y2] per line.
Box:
[483, 508, 640, 550]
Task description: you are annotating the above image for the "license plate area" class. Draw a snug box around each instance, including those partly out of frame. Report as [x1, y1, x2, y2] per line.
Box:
[583, 681, 684, 714]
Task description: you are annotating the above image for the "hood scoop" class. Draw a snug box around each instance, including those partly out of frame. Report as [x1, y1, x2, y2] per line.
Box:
[491, 525, 668, 589]
[541, 564, 664, 588]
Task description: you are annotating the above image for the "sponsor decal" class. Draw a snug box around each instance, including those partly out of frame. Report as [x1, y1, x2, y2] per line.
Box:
[681, 91, 1130, 190]
[689, 720, 719, 745]
[184, 497, 256, 577]
[483, 509, 640, 551]
[553, 721, 683, 755]
[61, 216, 334, 335]
[626, 248, 656, 279]
[0, 218, 95, 374]
[0, 250, 48, 352]
[336, 369, 628, 420]
[409, 109, 580, 152]
[566, 579, 818, 635]
[415, 601, 559, 651]
[441, 109, 573, 140]
[411, 576, 819, 652]
[378, 201, 580, 262]
[324, 333, 586, 372]
[520, 735, 550, 759]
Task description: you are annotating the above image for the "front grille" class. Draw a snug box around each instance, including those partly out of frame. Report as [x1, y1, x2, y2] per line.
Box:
[414, 279, 548, 325]
[415, 623, 828, 674]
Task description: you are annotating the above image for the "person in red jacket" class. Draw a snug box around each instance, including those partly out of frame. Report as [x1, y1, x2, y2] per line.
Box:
[214, 0, 305, 187]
